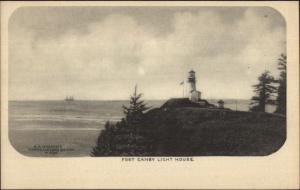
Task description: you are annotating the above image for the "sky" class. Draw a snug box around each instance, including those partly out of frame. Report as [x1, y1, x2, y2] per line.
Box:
[8, 6, 286, 100]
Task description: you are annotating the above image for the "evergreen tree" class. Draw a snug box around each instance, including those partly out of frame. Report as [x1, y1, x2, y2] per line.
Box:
[91, 85, 151, 156]
[91, 121, 116, 156]
[275, 54, 287, 114]
[250, 71, 276, 112]
[122, 85, 149, 127]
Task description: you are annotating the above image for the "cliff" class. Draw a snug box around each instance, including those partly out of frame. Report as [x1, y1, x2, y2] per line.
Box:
[92, 99, 286, 156]
[139, 104, 286, 156]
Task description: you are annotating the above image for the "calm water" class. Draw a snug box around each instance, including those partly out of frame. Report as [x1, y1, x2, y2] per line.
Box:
[9, 100, 164, 130]
[8, 99, 275, 156]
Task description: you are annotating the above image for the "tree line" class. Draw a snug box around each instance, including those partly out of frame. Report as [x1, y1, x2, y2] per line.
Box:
[250, 54, 286, 115]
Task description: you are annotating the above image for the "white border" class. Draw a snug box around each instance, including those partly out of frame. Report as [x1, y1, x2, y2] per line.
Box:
[1, 1, 299, 189]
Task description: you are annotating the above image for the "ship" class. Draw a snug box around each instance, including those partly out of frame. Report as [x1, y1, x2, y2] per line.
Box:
[65, 96, 74, 101]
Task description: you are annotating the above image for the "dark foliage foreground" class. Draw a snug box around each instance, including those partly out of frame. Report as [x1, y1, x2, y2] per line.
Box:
[91, 107, 286, 156]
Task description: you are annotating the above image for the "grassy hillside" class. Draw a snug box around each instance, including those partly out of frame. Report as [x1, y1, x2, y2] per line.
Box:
[92, 106, 286, 156]
[140, 107, 286, 156]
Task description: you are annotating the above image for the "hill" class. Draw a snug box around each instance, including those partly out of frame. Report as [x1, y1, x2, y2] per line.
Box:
[92, 99, 286, 156]
[141, 107, 286, 156]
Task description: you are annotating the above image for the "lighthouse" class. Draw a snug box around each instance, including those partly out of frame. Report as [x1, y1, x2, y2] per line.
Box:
[163, 69, 216, 109]
[188, 70, 201, 102]
[188, 70, 196, 92]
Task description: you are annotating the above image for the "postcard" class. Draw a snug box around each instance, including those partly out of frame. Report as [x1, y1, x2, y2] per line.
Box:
[1, 1, 299, 189]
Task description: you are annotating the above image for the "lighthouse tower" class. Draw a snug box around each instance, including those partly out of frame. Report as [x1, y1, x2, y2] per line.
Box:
[188, 70, 196, 92]
[188, 70, 201, 102]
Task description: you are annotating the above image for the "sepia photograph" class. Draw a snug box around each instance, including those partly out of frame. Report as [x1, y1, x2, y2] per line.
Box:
[8, 6, 287, 157]
[2, 1, 299, 189]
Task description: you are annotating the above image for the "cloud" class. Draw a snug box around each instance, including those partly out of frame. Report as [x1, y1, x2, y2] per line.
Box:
[9, 8, 286, 100]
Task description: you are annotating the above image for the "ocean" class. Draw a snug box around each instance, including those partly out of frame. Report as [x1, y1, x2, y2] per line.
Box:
[8, 99, 275, 157]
